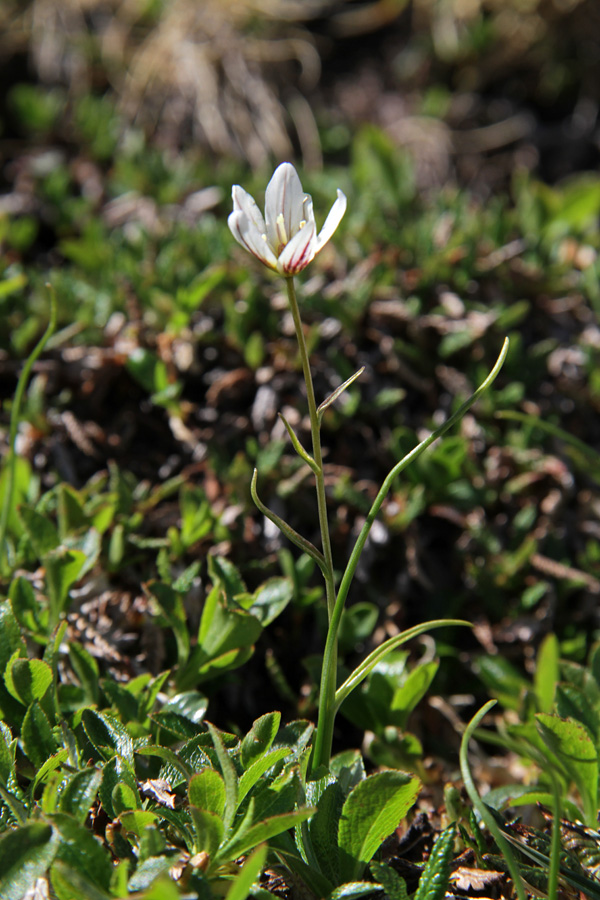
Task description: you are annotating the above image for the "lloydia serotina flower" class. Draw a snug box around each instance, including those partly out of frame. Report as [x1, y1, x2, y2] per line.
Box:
[228, 162, 346, 275]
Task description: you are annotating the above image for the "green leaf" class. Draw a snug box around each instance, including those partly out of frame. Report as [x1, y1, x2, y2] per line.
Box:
[4, 654, 53, 706]
[474, 654, 529, 710]
[9, 576, 48, 636]
[51, 812, 112, 890]
[308, 780, 344, 884]
[208, 723, 239, 832]
[128, 856, 178, 892]
[0, 823, 59, 900]
[248, 579, 293, 626]
[45, 547, 87, 620]
[219, 809, 315, 863]
[146, 582, 190, 667]
[69, 643, 99, 705]
[208, 555, 246, 602]
[391, 660, 439, 727]
[225, 843, 268, 900]
[189, 768, 226, 817]
[534, 634, 559, 713]
[57, 484, 88, 538]
[370, 862, 408, 900]
[241, 712, 281, 768]
[50, 860, 113, 900]
[238, 747, 291, 804]
[536, 713, 598, 826]
[82, 709, 134, 763]
[337, 771, 421, 882]
[19, 506, 60, 556]
[413, 825, 455, 900]
[98, 756, 140, 819]
[189, 806, 225, 858]
[329, 882, 384, 900]
[59, 768, 102, 823]
[22, 701, 57, 766]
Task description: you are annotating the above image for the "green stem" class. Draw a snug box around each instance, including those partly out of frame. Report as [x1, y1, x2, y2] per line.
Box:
[312, 339, 508, 770]
[0, 284, 57, 577]
[285, 276, 338, 773]
[459, 700, 528, 900]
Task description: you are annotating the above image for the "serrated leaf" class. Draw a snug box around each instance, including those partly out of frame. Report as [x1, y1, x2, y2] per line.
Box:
[338, 771, 421, 882]
[59, 768, 102, 823]
[241, 712, 281, 768]
[0, 823, 59, 900]
[413, 825, 455, 900]
[22, 701, 57, 767]
[82, 709, 134, 763]
[189, 768, 226, 817]
[4, 655, 53, 706]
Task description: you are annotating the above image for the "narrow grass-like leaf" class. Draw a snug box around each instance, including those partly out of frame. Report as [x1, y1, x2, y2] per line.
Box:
[219, 808, 315, 863]
[334, 620, 470, 710]
[225, 843, 268, 900]
[238, 747, 291, 803]
[208, 722, 239, 832]
[189, 806, 225, 858]
[534, 634, 559, 713]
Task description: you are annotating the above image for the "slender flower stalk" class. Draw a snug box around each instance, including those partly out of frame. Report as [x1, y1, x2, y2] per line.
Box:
[229, 162, 508, 774]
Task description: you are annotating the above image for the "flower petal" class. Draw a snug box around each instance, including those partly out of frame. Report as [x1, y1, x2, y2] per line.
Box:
[316, 189, 347, 250]
[265, 162, 305, 251]
[228, 210, 278, 269]
[232, 185, 266, 236]
[276, 219, 317, 274]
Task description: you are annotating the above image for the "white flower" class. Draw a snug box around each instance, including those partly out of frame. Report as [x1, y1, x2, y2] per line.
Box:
[228, 162, 346, 275]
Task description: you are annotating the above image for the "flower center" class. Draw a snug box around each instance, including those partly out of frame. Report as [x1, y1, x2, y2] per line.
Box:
[275, 213, 288, 252]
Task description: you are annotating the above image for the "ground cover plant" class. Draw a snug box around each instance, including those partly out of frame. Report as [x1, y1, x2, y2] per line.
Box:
[2, 2, 600, 899]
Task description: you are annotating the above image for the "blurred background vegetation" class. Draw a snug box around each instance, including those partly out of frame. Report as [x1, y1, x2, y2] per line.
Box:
[1, 0, 600, 751]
